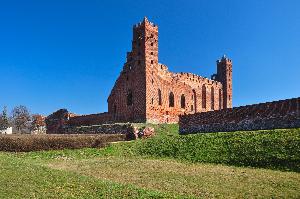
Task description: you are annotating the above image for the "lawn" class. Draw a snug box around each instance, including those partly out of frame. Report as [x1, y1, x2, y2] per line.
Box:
[0, 124, 299, 198]
[0, 153, 175, 199]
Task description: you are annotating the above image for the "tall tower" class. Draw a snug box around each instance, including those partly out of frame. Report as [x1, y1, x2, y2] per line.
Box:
[216, 55, 232, 109]
[108, 17, 158, 122]
[131, 17, 158, 71]
[130, 17, 159, 122]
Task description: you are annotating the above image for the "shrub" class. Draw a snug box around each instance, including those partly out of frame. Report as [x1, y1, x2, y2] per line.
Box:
[0, 134, 126, 152]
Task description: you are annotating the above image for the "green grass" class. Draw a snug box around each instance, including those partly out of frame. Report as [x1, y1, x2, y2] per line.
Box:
[1, 124, 300, 198]
[46, 156, 300, 198]
[124, 127, 300, 172]
[0, 153, 182, 199]
[17, 125, 300, 172]
[37, 124, 298, 172]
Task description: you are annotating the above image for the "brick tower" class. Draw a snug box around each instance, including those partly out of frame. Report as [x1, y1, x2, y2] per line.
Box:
[107, 17, 158, 122]
[216, 55, 233, 109]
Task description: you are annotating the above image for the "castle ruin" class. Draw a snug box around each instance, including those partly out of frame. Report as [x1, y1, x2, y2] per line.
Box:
[107, 17, 232, 123]
[46, 17, 300, 134]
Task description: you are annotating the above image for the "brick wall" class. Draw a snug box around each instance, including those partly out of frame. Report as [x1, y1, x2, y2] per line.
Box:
[107, 17, 232, 124]
[46, 115, 154, 140]
[46, 110, 136, 139]
[60, 123, 136, 140]
[46, 110, 113, 133]
[45, 109, 70, 134]
[62, 123, 134, 135]
[107, 18, 151, 123]
[179, 97, 300, 134]
[68, 112, 113, 126]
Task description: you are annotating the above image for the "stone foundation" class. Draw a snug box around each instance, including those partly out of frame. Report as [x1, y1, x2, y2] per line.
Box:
[62, 123, 136, 140]
[63, 123, 133, 135]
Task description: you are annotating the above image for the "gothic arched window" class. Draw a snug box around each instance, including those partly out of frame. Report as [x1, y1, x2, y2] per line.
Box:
[181, 94, 186, 109]
[192, 89, 197, 112]
[158, 89, 162, 105]
[202, 85, 206, 109]
[127, 90, 133, 106]
[211, 87, 215, 110]
[219, 89, 222, 110]
[169, 92, 174, 107]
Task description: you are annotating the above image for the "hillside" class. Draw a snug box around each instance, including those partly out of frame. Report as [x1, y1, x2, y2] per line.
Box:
[0, 124, 299, 198]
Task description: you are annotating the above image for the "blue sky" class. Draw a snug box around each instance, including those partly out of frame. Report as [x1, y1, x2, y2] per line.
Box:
[0, 0, 299, 115]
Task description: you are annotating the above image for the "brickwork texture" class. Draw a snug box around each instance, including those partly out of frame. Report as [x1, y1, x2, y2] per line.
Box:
[179, 97, 300, 134]
[107, 17, 232, 123]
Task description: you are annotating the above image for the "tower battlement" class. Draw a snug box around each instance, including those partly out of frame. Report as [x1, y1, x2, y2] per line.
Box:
[134, 17, 157, 28]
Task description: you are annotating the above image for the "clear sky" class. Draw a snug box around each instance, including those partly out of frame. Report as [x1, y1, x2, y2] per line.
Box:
[0, 0, 299, 115]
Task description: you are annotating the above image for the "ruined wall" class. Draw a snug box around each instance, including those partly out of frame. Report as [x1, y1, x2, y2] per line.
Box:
[59, 123, 154, 139]
[46, 110, 114, 134]
[46, 115, 155, 140]
[61, 123, 138, 140]
[45, 109, 70, 134]
[107, 17, 232, 124]
[179, 97, 300, 134]
[146, 69, 224, 123]
[63, 123, 133, 134]
[46, 18, 233, 127]
[46, 111, 135, 139]
[68, 112, 113, 126]
[107, 18, 152, 123]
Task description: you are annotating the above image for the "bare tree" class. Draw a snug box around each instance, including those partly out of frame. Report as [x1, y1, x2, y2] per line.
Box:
[12, 105, 31, 134]
[0, 106, 10, 131]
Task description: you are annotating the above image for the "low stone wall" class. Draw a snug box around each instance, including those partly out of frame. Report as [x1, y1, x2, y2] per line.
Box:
[45, 110, 155, 140]
[48, 123, 154, 140]
[68, 112, 113, 126]
[48, 123, 133, 139]
[179, 97, 300, 134]
[46, 110, 114, 134]
[63, 123, 134, 137]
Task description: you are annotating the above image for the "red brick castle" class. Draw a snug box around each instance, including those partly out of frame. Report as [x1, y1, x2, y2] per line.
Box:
[107, 17, 232, 123]
[46, 17, 299, 134]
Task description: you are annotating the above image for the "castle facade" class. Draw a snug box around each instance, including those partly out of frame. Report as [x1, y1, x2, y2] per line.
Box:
[107, 17, 232, 123]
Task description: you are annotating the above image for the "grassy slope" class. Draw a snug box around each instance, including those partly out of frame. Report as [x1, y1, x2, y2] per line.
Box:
[112, 124, 300, 172]
[1, 124, 300, 198]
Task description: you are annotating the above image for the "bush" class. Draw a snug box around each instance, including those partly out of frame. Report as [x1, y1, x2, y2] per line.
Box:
[125, 128, 300, 172]
[0, 134, 126, 152]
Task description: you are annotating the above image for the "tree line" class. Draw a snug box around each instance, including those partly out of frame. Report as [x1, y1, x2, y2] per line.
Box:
[0, 106, 45, 134]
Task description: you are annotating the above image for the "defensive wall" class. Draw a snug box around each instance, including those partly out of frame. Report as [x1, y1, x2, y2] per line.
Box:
[179, 97, 300, 134]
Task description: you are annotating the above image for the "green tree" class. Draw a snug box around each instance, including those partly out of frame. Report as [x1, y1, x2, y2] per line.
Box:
[0, 106, 10, 131]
